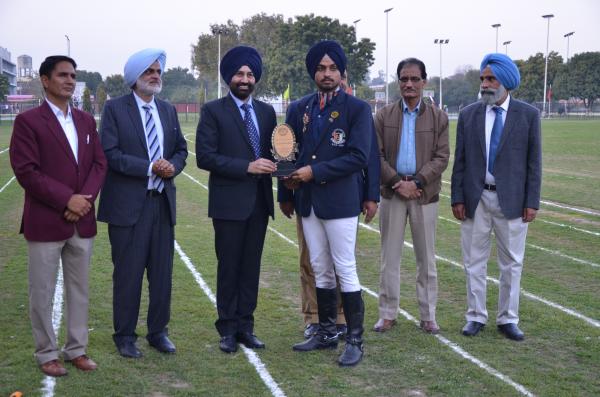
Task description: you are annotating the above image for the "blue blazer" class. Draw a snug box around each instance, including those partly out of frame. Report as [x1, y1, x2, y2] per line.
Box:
[278, 91, 375, 219]
[97, 93, 188, 226]
[451, 98, 541, 219]
[196, 95, 275, 221]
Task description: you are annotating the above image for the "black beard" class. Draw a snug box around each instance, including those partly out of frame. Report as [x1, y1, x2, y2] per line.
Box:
[230, 82, 254, 99]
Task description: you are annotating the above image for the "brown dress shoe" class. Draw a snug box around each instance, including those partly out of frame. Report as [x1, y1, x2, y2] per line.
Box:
[40, 359, 68, 377]
[420, 320, 440, 334]
[67, 355, 97, 371]
[373, 318, 396, 332]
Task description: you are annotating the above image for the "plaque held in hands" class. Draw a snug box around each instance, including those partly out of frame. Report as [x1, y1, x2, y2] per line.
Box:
[271, 124, 297, 177]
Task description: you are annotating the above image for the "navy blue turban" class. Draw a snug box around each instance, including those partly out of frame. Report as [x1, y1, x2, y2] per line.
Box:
[220, 46, 262, 85]
[124, 48, 166, 88]
[480, 53, 521, 91]
[305, 40, 347, 80]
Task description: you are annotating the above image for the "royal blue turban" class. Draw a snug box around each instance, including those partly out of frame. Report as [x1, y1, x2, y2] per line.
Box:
[124, 48, 166, 88]
[220, 46, 262, 85]
[480, 53, 521, 91]
[305, 40, 347, 80]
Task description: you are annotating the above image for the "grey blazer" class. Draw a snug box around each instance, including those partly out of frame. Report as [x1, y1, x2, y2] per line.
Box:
[451, 98, 541, 220]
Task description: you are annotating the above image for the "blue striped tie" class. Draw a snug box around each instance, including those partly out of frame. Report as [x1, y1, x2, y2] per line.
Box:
[143, 104, 164, 192]
[488, 106, 504, 174]
[241, 103, 261, 159]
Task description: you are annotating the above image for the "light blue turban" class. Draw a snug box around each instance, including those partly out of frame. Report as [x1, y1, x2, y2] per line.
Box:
[124, 48, 166, 88]
[480, 53, 520, 90]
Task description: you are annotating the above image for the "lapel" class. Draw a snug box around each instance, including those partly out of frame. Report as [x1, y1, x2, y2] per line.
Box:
[390, 101, 403, 162]
[41, 101, 78, 167]
[225, 94, 254, 153]
[311, 91, 347, 154]
[126, 93, 149, 152]
[474, 103, 487, 158]
[497, 99, 519, 155]
[71, 108, 88, 166]
[155, 98, 172, 155]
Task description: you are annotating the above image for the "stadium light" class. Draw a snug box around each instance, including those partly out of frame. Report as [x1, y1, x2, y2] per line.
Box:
[503, 40, 512, 55]
[434, 39, 449, 110]
[542, 14, 554, 117]
[564, 31, 575, 62]
[491, 24, 501, 52]
[384, 8, 393, 105]
[353, 19, 361, 37]
[65, 35, 70, 57]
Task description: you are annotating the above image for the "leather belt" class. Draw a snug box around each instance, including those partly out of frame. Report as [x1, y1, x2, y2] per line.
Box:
[147, 189, 163, 197]
[399, 174, 415, 181]
[484, 184, 496, 191]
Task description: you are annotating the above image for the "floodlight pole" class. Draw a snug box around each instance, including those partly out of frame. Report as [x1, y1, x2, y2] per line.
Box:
[542, 14, 554, 117]
[353, 19, 361, 37]
[564, 31, 574, 62]
[492, 24, 501, 52]
[434, 39, 449, 110]
[212, 27, 224, 99]
[384, 8, 393, 105]
[65, 35, 70, 57]
[503, 40, 512, 55]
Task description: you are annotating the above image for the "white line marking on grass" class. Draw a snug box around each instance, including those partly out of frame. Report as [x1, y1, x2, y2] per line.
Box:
[174, 241, 286, 397]
[182, 171, 207, 189]
[536, 219, 599, 237]
[358, 221, 600, 329]
[441, 181, 600, 217]
[41, 262, 64, 397]
[0, 176, 16, 193]
[361, 286, 535, 397]
[437, 216, 600, 269]
[0, 147, 9, 155]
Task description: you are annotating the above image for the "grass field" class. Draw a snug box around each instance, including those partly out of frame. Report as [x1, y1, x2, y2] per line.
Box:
[1, 118, 599, 397]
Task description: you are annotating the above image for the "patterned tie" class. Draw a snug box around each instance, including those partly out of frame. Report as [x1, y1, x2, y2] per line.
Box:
[488, 106, 504, 174]
[142, 104, 164, 192]
[241, 103, 261, 159]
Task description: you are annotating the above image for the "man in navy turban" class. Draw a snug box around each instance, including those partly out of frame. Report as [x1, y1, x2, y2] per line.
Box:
[98, 49, 188, 358]
[451, 53, 541, 342]
[196, 45, 276, 354]
[278, 40, 378, 367]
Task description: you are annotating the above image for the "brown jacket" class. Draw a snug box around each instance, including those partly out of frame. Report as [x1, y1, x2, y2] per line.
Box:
[375, 100, 450, 204]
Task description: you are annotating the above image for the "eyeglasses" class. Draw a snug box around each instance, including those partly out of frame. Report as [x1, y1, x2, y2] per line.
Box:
[399, 77, 423, 83]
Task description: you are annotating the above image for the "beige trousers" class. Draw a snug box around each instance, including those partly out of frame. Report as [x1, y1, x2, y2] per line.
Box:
[27, 230, 93, 364]
[378, 196, 439, 321]
[461, 190, 528, 325]
[297, 216, 346, 325]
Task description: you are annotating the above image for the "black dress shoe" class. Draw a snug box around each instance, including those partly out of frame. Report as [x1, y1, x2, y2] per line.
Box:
[336, 324, 347, 337]
[498, 323, 524, 341]
[219, 335, 238, 353]
[237, 332, 265, 349]
[303, 323, 320, 339]
[116, 341, 143, 358]
[462, 321, 485, 336]
[148, 335, 176, 353]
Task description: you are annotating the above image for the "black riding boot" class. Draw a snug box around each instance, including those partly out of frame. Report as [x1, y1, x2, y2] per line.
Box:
[338, 290, 364, 366]
[293, 288, 339, 351]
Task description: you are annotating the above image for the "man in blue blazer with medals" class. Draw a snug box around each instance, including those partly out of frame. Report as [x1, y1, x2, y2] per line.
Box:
[98, 49, 188, 358]
[278, 40, 374, 367]
[196, 46, 276, 354]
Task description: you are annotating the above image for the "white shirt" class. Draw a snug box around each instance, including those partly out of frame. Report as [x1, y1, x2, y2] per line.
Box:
[46, 98, 78, 163]
[485, 94, 510, 184]
[133, 92, 165, 188]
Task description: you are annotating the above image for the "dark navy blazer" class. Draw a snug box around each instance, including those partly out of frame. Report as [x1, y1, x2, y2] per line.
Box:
[278, 91, 376, 219]
[97, 93, 188, 226]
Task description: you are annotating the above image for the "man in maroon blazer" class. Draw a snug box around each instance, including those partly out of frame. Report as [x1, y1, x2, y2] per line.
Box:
[9, 55, 107, 377]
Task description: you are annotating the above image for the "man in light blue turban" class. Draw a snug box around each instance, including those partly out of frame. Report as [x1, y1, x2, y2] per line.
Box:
[98, 48, 188, 358]
[124, 48, 166, 88]
[451, 53, 541, 342]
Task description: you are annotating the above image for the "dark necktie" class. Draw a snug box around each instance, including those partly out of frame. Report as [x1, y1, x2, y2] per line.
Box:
[241, 103, 261, 159]
[142, 104, 164, 192]
[488, 106, 504, 174]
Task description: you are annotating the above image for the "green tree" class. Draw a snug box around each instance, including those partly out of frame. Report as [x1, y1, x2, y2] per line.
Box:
[0, 75, 9, 99]
[104, 74, 130, 98]
[96, 84, 107, 113]
[513, 51, 564, 103]
[553, 52, 600, 110]
[160, 67, 199, 102]
[82, 87, 93, 114]
[76, 70, 103, 93]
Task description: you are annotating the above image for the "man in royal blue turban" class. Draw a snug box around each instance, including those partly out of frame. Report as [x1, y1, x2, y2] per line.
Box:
[451, 52, 541, 343]
[305, 40, 347, 80]
[196, 44, 276, 354]
[99, 48, 188, 358]
[124, 48, 166, 88]
[219, 45, 262, 85]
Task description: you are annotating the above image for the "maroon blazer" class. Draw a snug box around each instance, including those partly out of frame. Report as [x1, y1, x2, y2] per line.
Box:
[10, 101, 107, 242]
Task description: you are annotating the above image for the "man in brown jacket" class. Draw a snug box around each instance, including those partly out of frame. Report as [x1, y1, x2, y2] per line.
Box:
[373, 58, 449, 334]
